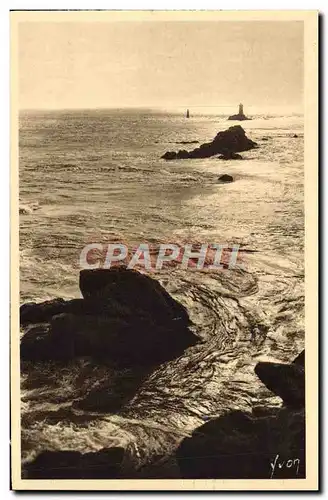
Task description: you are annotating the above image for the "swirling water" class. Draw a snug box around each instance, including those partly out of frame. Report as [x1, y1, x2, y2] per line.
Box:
[19, 109, 304, 473]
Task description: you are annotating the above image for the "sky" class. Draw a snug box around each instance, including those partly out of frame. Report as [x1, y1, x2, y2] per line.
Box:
[18, 21, 304, 112]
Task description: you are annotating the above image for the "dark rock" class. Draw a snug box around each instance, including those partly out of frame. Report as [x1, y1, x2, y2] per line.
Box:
[176, 149, 190, 159]
[20, 314, 199, 366]
[293, 350, 305, 366]
[217, 174, 234, 183]
[25, 447, 125, 479]
[20, 324, 58, 362]
[293, 134, 298, 138]
[21, 268, 192, 328]
[20, 269, 199, 366]
[79, 268, 190, 326]
[218, 152, 243, 160]
[19, 206, 33, 215]
[227, 113, 251, 121]
[262, 137, 270, 141]
[255, 360, 305, 408]
[176, 408, 305, 479]
[161, 126, 256, 160]
[20, 299, 67, 326]
[161, 151, 177, 160]
[176, 140, 199, 145]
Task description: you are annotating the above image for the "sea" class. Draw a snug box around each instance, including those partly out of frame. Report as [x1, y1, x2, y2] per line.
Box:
[19, 109, 305, 475]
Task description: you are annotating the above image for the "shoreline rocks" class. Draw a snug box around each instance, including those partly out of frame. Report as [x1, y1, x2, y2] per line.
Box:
[176, 352, 305, 479]
[161, 125, 257, 160]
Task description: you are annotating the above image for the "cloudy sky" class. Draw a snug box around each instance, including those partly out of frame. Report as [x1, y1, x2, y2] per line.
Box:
[19, 20, 303, 112]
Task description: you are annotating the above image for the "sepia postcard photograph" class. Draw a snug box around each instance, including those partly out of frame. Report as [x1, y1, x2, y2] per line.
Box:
[10, 9, 318, 491]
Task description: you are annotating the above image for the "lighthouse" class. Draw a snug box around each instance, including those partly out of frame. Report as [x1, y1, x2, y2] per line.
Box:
[228, 103, 251, 121]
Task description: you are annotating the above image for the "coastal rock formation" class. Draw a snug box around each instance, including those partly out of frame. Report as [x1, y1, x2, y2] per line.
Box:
[20, 268, 199, 367]
[161, 125, 256, 160]
[218, 174, 234, 183]
[176, 352, 305, 479]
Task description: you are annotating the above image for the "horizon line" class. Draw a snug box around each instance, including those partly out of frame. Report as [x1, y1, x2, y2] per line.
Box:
[19, 105, 304, 113]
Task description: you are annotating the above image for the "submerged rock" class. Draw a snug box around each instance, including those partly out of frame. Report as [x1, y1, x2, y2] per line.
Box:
[217, 174, 234, 183]
[19, 205, 33, 215]
[176, 140, 199, 145]
[161, 125, 257, 160]
[25, 447, 125, 479]
[73, 367, 153, 412]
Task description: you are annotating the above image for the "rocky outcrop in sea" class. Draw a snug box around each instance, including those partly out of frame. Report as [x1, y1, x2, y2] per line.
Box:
[161, 125, 256, 160]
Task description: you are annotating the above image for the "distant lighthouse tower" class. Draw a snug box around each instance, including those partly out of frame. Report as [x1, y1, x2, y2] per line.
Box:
[228, 102, 250, 121]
